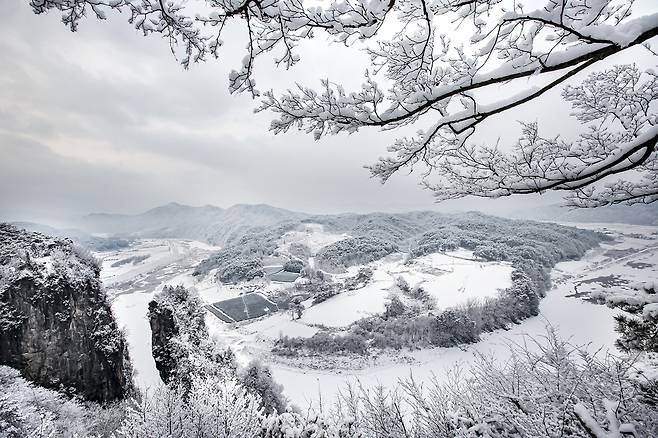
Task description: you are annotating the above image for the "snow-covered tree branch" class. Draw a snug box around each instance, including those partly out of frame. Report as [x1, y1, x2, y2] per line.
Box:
[30, 0, 658, 206]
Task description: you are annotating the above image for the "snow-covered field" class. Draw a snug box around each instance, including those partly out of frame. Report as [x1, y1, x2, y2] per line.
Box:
[267, 224, 658, 408]
[104, 223, 658, 409]
[297, 251, 512, 328]
[390, 251, 513, 309]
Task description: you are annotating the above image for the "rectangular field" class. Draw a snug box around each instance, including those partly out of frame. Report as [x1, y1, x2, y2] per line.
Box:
[209, 293, 279, 322]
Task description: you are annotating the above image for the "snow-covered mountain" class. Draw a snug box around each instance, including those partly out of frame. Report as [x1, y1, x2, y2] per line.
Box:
[62, 200, 658, 251]
[73, 202, 308, 245]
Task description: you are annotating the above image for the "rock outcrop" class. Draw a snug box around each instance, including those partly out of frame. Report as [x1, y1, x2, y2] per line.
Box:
[148, 298, 179, 384]
[0, 224, 132, 402]
[148, 285, 208, 386]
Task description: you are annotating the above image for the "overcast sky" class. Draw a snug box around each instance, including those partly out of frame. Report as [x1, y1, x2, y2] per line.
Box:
[0, 0, 655, 224]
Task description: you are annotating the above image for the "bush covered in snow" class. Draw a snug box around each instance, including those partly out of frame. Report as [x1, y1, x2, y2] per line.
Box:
[396, 276, 435, 309]
[607, 283, 658, 356]
[0, 366, 126, 437]
[119, 373, 264, 438]
[275, 331, 369, 356]
[4, 322, 658, 438]
[343, 267, 374, 291]
[283, 258, 304, 273]
[616, 311, 658, 354]
[239, 360, 287, 415]
[300, 281, 339, 305]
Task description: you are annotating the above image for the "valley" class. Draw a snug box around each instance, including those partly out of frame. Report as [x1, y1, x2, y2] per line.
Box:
[99, 220, 658, 409]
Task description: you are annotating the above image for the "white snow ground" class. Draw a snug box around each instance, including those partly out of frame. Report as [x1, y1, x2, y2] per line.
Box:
[104, 224, 658, 410]
[295, 251, 512, 327]
[267, 225, 658, 408]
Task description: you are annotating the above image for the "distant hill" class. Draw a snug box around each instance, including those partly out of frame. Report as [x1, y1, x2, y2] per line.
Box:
[510, 203, 658, 226]
[74, 202, 308, 245]
[61, 201, 658, 248]
[11, 221, 131, 251]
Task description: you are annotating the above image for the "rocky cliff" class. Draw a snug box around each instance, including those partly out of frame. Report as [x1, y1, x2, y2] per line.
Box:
[148, 285, 216, 387]
[0, 224, 132, 402]
[148, 298, 179, 384]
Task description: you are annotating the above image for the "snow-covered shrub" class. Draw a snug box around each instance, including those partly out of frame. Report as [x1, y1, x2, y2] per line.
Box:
[288, 297, 304, 320]
[429, 309, 479, 346]
[384, 296, 408, 319]
[239, 361, 287, 415]
[395, 276, 410, 293]
[120, 373, 263, 438]
[283, 258, 304, 273]
[331, 329, 658, 437]
[70, 244, 101, 270]
[343, 267, 373, 291]
[615, 300, 658, 354]
[308, 282, 340, 305]
[0, 366, 126, 437]
[275, 331, 369, 356]
[395, 276, 435, 309]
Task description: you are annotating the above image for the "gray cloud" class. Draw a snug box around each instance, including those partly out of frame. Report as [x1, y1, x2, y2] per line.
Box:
[1, 0, 653, 224]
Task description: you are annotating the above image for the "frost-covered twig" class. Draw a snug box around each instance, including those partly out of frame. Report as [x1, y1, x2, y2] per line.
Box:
[31, 0, 658, 207]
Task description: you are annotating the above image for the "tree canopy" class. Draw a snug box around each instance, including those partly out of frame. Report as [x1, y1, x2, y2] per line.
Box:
[31, 0, 658, 207]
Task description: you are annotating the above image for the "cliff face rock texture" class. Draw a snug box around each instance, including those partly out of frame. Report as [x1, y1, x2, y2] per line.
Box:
[148, 285, 210, 386]
[0, 224, 132, 402]
[148, 299, 179, 384]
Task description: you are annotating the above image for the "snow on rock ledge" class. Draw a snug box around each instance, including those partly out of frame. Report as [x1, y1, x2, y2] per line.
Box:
[0, 223, 133, 402]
